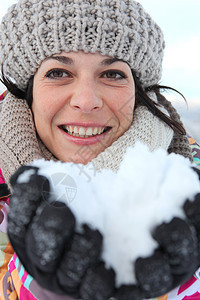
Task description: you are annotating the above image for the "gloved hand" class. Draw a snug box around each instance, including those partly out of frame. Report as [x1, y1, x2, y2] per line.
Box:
[114, 167, 200, 299]
[8, 166, 115, 299]
[8, 165, 200, 300]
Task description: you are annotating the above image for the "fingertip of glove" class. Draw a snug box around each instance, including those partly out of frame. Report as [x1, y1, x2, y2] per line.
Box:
[135, 250, 173, 297]
[82, 224, 103, 249]
[10, 165, 39, 187]
[32, 201, 76, 235]
[192, 167, 200, 180]
[80, 262, 115, 300]
[114, 284, 145, 300]
[184, 195, 200, 228]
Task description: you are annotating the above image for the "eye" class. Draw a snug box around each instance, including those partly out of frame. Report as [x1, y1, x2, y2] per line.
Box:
[45, 69, 71, 79]
[101, 70, 127, 80]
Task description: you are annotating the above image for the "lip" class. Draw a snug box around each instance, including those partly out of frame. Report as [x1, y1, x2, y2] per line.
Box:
[58, 123, 112, 145]
[59, 122, 109, 128]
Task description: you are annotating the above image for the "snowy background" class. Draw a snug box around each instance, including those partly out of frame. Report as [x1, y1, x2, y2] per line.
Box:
[0, 0, 199, 143]
[139, 0, 200, 144]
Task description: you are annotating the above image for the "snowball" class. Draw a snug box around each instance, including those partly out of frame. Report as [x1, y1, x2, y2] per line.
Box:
[26, 142, 200, 286]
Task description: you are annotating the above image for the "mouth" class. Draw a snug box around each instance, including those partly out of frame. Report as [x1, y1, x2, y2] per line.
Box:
[60, 125, 111, 138]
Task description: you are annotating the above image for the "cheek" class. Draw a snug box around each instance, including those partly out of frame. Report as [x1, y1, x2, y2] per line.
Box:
[110, 89, 135, 126]
[32, 97, 49, 124]
[32, 87, 59, 122]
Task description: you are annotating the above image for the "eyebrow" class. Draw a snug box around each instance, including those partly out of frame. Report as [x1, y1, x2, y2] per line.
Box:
[46, 56, 74, 65]
[45, 56, 126, 66]
[100, 58, 127, 66]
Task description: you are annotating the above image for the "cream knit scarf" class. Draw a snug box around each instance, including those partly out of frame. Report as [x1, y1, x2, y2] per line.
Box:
[0, 93, 192, 185]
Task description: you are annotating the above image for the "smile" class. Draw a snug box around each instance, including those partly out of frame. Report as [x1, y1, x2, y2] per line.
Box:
[61, 125, 111, 138]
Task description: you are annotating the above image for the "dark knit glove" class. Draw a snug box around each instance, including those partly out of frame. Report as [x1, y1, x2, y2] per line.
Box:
[8, 166, 109, 299]
[8, 165, 200, 299]
[113, 219, 199, 300]
[114, 167, 200, 299]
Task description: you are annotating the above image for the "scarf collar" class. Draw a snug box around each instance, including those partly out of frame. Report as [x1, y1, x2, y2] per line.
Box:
[0, 92, 190, 185]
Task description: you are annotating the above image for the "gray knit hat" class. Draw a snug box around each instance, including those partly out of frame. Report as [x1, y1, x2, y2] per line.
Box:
[0, 0, 165, 90]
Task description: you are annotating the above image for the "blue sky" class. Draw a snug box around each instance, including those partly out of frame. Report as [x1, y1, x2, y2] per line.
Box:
[0, 0, 199, 106]
[139, 0, 200, 106]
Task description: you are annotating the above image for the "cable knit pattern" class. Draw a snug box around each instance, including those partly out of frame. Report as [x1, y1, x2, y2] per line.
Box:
[0, 0, 164, 90]
[0, 93, 55, 184]
[92, 105, 173, 172]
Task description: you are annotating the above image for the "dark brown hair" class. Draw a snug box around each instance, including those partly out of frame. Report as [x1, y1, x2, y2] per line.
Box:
[131, 71, 186, 135]
[0, 68, 186, 135]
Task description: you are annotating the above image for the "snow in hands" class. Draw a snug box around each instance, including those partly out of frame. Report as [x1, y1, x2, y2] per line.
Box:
[18, 142, 200, 287]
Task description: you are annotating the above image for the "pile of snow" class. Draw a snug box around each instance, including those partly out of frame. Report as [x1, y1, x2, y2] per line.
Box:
[18, 143, 200, 286]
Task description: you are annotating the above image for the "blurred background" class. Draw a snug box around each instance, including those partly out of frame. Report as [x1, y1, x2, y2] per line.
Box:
[139, 0, 200, 143]
[0, 0, 199, 143]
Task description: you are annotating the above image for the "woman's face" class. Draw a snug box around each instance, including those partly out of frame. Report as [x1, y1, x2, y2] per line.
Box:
[32, 51, 135, 163]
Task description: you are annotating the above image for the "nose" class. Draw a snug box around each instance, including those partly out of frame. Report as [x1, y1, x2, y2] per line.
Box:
[69, 79, 103, 113]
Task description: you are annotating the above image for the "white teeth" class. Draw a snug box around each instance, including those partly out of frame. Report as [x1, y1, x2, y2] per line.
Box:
[93, 127, 98, 135]
[98, 128, 102, 134]
[64, 125, 106, 137]
[79, 127, 86, 136]
[86, 127, 93, 135]
[74, 126, 79, 134]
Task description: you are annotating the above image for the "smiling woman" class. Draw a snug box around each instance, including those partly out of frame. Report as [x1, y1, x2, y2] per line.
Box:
[0, 0, 199, 300]
[32, 52, 135, 163]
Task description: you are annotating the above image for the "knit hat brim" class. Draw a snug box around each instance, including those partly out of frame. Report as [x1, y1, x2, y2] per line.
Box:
[0, 0, 164, 90]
